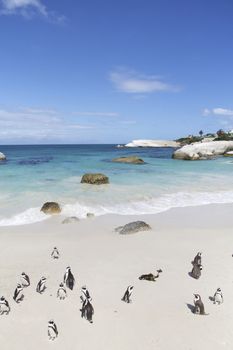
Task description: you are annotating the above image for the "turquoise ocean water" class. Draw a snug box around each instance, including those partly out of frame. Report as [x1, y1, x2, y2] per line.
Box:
[0, 144, 233, 226]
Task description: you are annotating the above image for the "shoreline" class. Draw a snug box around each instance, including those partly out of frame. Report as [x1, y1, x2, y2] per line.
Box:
[0, 198, 233, 230]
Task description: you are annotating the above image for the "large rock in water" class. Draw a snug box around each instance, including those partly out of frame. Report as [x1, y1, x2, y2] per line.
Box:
[125, 139, 180, 148]
[0, 152, 6, 161]
[41, 202, 61, 214]
[112, 156, 145, 164]
[172, 141, 233, 160]
[115, 221, 151, 234]
[81, 173, 109, 185]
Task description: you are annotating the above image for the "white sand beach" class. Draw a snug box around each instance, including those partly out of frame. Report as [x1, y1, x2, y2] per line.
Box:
[0, 203, 233, 350]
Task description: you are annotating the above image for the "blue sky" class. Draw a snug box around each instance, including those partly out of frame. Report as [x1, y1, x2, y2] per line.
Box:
[0, 0, 233, 144]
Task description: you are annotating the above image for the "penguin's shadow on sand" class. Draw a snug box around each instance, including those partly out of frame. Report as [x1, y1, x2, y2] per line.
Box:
[186, 303, 195, 313]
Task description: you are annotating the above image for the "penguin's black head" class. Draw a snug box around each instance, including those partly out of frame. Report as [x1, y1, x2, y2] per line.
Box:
[217, 288, 221, 292]
[194, 294, 200, 299]
[59, 282, 64, 287]
[0, 296, 5, 301]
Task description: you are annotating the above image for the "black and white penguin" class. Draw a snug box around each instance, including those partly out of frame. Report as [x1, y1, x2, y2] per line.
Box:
[193, 294, 208, 315]
[13, 284, 24, 303]
[213, 288, 223, 304]
[139, 269, 163, 281]
[80, 285, 91, 303]
[82, 299, 94, 323]
[192, 252, 202, 266]
[190, 264, 202, 279]
[57, 283, 67, 300]
[51, 247, 60, 259]
[36, 277, 47, 294]
[80, 286, 92, 318]
[21, 272, 30, 287]
[0, 297, 10, 315]
[48, 320, 58, 341]
[63, 267, 75, 290]
[122, 286, 134, 303]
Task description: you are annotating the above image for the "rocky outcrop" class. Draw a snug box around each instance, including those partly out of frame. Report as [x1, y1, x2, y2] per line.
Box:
[40, 202, 61, 214]
[81, 173, 109, 185]
[112, 156, 145, 164]
[172, 141, 233, 160]
[224, 151, 233, 157]
[0, 152, 6, 161]
[62, 216, 79, 224]
[115, 221, 151, 234]
[125, 139, 180, 148]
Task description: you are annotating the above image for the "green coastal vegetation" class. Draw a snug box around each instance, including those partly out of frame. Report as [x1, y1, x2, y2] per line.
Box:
[176, 129, 233, 146]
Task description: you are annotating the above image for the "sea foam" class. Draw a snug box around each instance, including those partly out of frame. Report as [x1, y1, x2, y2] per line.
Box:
[0, 190, 233, 226]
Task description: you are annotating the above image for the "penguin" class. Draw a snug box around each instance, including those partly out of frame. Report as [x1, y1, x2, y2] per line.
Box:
[36, 277, 47, 294]
[82, 299, 94, 323]
[21, 272, 30, 287]
[57, 283, 67, 300]
[0, 297, 10, 315]
[51, 247, 60, 259]
[121, 286, 134, 303]
[193, 294, 208, 315]
[213, 288, 223, 304]
[190, 264, 202, 279]
[13, 284, 24, 303]
[139, 269, 162, 281]
[63, 267, 75, 290]
[48, 320, 58, 341]
[192, 252, 202, 266]
[80, 286, 92, 318]
[80, 285, 91, 303]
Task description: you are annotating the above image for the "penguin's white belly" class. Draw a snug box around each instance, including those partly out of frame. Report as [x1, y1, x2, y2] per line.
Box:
[58, 289, 66, 299]
[215, 294, 223, 303]
[16, 291, 23, 302]
[21, 278, 29, 287]
[48, 328, 57, 340]
[40, 283, 46, 292]
[0, 304, 9, 314]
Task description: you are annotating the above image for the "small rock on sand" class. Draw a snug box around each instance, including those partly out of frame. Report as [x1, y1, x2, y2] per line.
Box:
[115, 221, 151, 234]
[62, 216, 79, 224]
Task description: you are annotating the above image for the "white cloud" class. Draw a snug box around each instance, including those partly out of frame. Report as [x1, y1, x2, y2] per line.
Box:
[212, 108, 233, 116]
[73, 111, 119, 117]
[203, 107, 233, 117]
[109, 68, 179, 94]
[0, 0, 65, 22]
[0, 107, 93, 142]
[202, 107, 233, 130]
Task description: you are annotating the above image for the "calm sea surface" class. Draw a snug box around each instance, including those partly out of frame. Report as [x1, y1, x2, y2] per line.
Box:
[0, 144, 232, 225]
